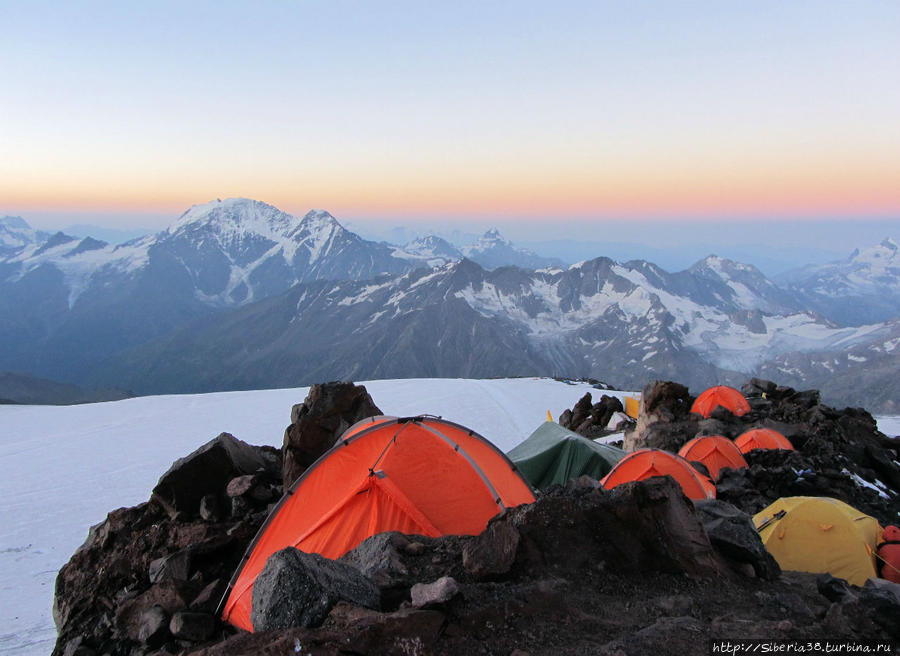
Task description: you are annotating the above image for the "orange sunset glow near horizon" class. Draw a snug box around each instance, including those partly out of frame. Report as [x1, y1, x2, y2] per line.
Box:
[2, 2, 899, 236]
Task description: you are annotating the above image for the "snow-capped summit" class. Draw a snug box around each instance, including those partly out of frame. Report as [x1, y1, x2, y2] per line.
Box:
[302, 208, 340, 228]
[167, 197, 300, 240]
[0, 215, 30, 231]
[0, 215, 51, 257]
[395, 235, 462, 268]
[461, 228, 562, 270]
[688, 255, 798, 313]
[150, 199, 428, 305]
[779, 238, 900, 325]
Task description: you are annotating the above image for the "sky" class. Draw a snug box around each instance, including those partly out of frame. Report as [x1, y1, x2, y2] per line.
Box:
[2, 1, 899, 246]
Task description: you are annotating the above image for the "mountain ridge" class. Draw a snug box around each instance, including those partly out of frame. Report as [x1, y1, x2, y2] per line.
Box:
[2, 199, 898, 409]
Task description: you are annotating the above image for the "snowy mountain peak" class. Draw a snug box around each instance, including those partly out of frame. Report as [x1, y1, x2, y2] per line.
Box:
[300, 209, 342, 233]
[0, 215, 30, 230]
[847, 238, 899, 266]
[0, 215, 50, 255]
[691, 254, 755, 275]
[477, 227, 509, 246]
[779, 238, 900, 325]
[458, 228, 562, 271]
[303, 209, 338, 222]
[168, 198, 299, 238]
[405, 235, 460, 255]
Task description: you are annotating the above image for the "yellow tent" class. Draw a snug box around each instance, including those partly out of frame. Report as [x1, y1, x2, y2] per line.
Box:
[624, 396, 640, 419]
[753, 497, 882, 586]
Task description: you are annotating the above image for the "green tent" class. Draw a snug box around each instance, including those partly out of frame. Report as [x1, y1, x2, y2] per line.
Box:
[507, 422, 626, 490]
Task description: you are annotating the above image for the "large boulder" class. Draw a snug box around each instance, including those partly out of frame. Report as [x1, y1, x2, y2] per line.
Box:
[859, 579, 900, 639]
[694, 499, 780, 579]
[251, 547, 381, 631]
[339, 532, 467, 609]
[282, 381, 382, 488]
[151, 432, 280, 517]
[623, 381, 697, 452]
[507, 476, 730, 579]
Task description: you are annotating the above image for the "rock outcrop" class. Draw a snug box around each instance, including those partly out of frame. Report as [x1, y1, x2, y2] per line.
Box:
[152, 432, 280, 518]
[281, 381, 382, 488]
[53, 434, 283, 656]
[559, 392, 631, 439]
[52, 377, 900, 656]
[623, 380, 698, 452]
[250, 548, 381, 630]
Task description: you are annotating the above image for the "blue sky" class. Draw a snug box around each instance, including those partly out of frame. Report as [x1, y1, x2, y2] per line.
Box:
[2, 1, 898, 251]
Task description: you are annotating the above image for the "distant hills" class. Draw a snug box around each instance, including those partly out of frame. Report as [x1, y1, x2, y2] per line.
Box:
[1, 199, 898, 410]
[0, 371, 131, 405]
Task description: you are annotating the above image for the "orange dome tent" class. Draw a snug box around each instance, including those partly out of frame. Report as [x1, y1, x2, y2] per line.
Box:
[690, 385, 750, 418]
[735, 428, 794, 453]
[678, 435, 748, 479]
[600, 448, 716, 500]
[219, 415, 535, 632]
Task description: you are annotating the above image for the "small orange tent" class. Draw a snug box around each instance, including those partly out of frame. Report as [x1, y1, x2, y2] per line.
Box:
[220, 415, 535, 632]
[678, 435, 748, 479]
[690, 385, 750, 418]
[600, 448, 716, 500]
[735, 428, 794, 453]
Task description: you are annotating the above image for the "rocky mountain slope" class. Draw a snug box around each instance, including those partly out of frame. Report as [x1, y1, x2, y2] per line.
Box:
[87, 256, 897, 410]
[50, 379, 900, 656]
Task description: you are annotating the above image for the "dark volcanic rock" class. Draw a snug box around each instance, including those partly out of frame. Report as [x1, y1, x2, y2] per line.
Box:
[225, 474, 258, 498]
[338, 532, 416, 589]
[507, 477, 730, 579]
[694, 499, 780, 579]
[339, 532, 466, 609]
[251, 547, 381, 631]
[716, 446, 899, 527]
[148, 549, 192, 583]
[137, 605, 169, 646]
[170, 610, 216, 641]
[462, 519, 520, 580]
[199, 493, 221, 521]
[624, 380, 698, 452]
[559, 392, 627, 438]
[859, 579, 900, 639]
[410, 576, 460, 607]
[152, 432, 279, 517]
[281, 381, 382, 488]
[817, 573, 856, 603]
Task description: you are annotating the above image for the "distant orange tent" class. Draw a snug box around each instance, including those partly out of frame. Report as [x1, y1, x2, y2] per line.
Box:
[600, 448, 716, 500]
[220, 416, 535, 632]
[678, 435, 748, 479]
[690, 385, 750, 418]
[735, 428, 794, 453]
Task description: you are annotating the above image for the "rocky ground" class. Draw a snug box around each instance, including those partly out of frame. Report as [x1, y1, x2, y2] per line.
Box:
[52, 380, 900, 656]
